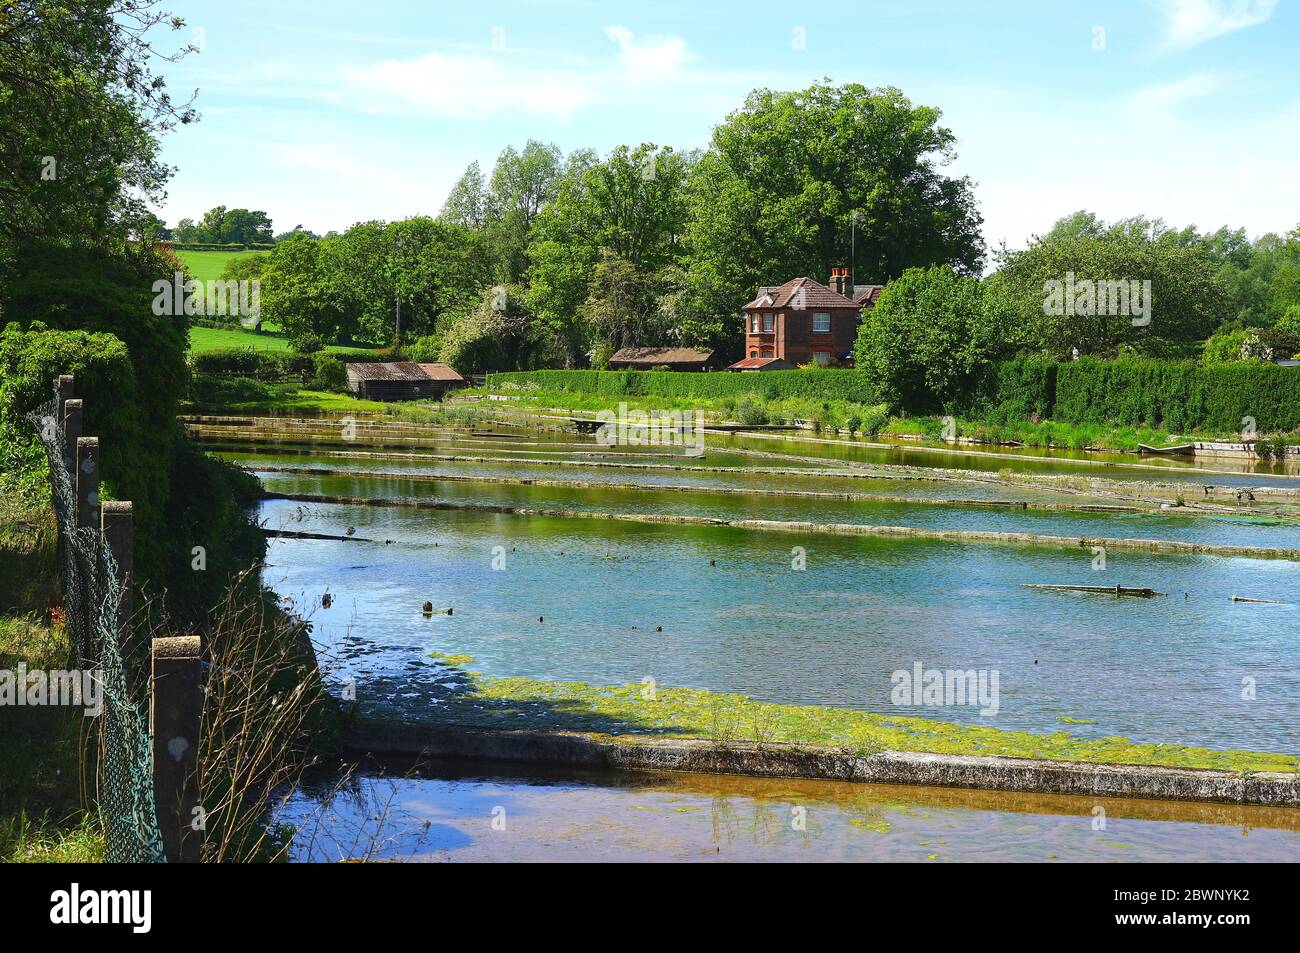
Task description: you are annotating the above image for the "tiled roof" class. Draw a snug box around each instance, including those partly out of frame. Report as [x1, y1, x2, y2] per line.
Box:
[742, 277, 859, 311]
[609, 346, 716, 365]
[726, 357, 795, 370]
[346, 362, 464, 382]
[416, 362, 466, 382]
[852, 284, 885, 308]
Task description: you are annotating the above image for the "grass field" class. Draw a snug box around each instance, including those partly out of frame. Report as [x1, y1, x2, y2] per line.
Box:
[189, 325, 294, 353]
[177, 249, 266, 282]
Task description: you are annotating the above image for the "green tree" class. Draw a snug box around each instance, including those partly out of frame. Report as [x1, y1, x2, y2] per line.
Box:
[997, 226, 1226, 357]
[683, 81, 985, 331]
[527, 143, 690, 364]
[439, 160, 488, 229]
[853, 265, 1012, 411]
[260, 233, 340, 339]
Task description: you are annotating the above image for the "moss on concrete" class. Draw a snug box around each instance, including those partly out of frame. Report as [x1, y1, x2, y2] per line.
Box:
[422, 667, 1297, 776]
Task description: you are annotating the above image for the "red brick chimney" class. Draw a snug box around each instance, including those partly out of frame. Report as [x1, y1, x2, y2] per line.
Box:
[829, 266, 849, 296]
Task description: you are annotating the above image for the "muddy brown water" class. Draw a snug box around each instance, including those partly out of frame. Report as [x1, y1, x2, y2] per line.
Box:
[279, 761, 1300, 862]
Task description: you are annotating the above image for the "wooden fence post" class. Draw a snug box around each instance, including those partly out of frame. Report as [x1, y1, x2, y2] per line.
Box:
[101, 501, 136, 682]
[54, 374, 75, 426]
[62, 398, 83, 479]
[75, 436, 100, 531]
[152, 636, 203, 863]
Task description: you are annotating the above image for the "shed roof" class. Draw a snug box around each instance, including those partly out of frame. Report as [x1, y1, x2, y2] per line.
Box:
[345, 362, 464, 383]
[609, 346, 716, 365]
[726, 357, 795, 371]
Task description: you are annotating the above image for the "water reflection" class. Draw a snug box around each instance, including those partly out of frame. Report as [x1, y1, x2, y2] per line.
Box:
[279, 761, 1300, 862]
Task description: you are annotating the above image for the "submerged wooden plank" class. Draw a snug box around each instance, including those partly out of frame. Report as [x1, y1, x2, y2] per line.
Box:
[1023, 583, 1167, 598]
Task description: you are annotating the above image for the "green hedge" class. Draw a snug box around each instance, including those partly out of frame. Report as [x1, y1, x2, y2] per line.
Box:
[190, 348, 314, 379]
[1053, 358, 1300, 433]
[489, 361, 1300, 434]
[168, 242, 276, 252]
[487, 369, 881, 403]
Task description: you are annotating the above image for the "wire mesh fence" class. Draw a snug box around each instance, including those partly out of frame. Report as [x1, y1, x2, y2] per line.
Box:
[27, 384, 166, 863]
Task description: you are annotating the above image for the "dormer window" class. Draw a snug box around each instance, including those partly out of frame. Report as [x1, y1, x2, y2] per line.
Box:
[750, 313, 760, 333]
[762, 313, 775, 332]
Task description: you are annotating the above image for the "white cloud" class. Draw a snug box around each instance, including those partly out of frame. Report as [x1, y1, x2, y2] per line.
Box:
[334, 26, 691, 119]
[602, 25, 690, 83]
[1156, 0, 1277, 51]
[1128, 72, 1221, 116]
[338, 51, 595, 120]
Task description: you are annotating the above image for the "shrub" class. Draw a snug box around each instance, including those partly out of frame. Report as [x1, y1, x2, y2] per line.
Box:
[403, 335, 442, 364]
[190, 375, 272, 406]
[290, 332, 324, 354]
[735, 398, 769, 426]
[311, 355, 347, 392]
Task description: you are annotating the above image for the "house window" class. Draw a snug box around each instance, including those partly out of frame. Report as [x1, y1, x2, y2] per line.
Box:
[813, 351, 832, 367]
[761, 349, 774, 358]
[750, 313, 760, 333]
[812, 312, 831, 333]
[749, 350, 757, 359]
[762, 313, 775, 332]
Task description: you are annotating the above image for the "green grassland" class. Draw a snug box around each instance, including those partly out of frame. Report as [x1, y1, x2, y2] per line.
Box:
[189, 325, 294, 353]
[177, 248, 265, 283]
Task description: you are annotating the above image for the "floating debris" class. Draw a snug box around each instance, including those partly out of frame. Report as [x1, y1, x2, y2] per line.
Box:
[1231, 595, 1291, 604]
[1023, 584, 1166, 598]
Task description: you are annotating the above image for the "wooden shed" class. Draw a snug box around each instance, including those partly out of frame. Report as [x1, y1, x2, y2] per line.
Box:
[608, 346, 720, 371]
[345, 362, 466, 401]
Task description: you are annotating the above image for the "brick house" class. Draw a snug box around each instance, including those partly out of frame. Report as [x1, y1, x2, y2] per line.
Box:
[728, 267, 883, 370]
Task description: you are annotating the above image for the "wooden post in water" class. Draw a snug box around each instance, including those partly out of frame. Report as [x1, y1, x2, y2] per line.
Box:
[101, 501, 136, 683]
[152, 635, 203, 863]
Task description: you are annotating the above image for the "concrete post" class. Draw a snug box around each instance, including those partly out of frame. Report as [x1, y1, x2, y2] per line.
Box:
[101, 501, 136, 681]
[152, 636, 203, 863]
[62, 399, 83, 480]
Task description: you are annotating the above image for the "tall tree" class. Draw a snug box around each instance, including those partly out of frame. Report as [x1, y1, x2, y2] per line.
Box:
[439, 161, 487, 230]
[527, 143, 690, 363]
[683, 81, 985, 328]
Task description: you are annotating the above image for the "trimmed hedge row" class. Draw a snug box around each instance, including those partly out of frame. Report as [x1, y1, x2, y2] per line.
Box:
[1053, 358, 1300, 433]
[489, 359, 1300, 433]
[486, 368, 881, 403]
[191, 348, 314, 378]
[189, 347, 404, 380]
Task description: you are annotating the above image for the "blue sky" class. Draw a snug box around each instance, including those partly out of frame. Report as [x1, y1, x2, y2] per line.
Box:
[155, 0, 1299, 252]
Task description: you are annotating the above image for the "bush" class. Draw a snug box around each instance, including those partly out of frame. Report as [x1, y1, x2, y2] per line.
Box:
[189, 348, 314, 380]
[734, 398, 769, 426]
[311, 355, 347, 392]
[403, 335, 442, 364]
[190, 375, 272, 406]
[290, 332, 324, 354]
